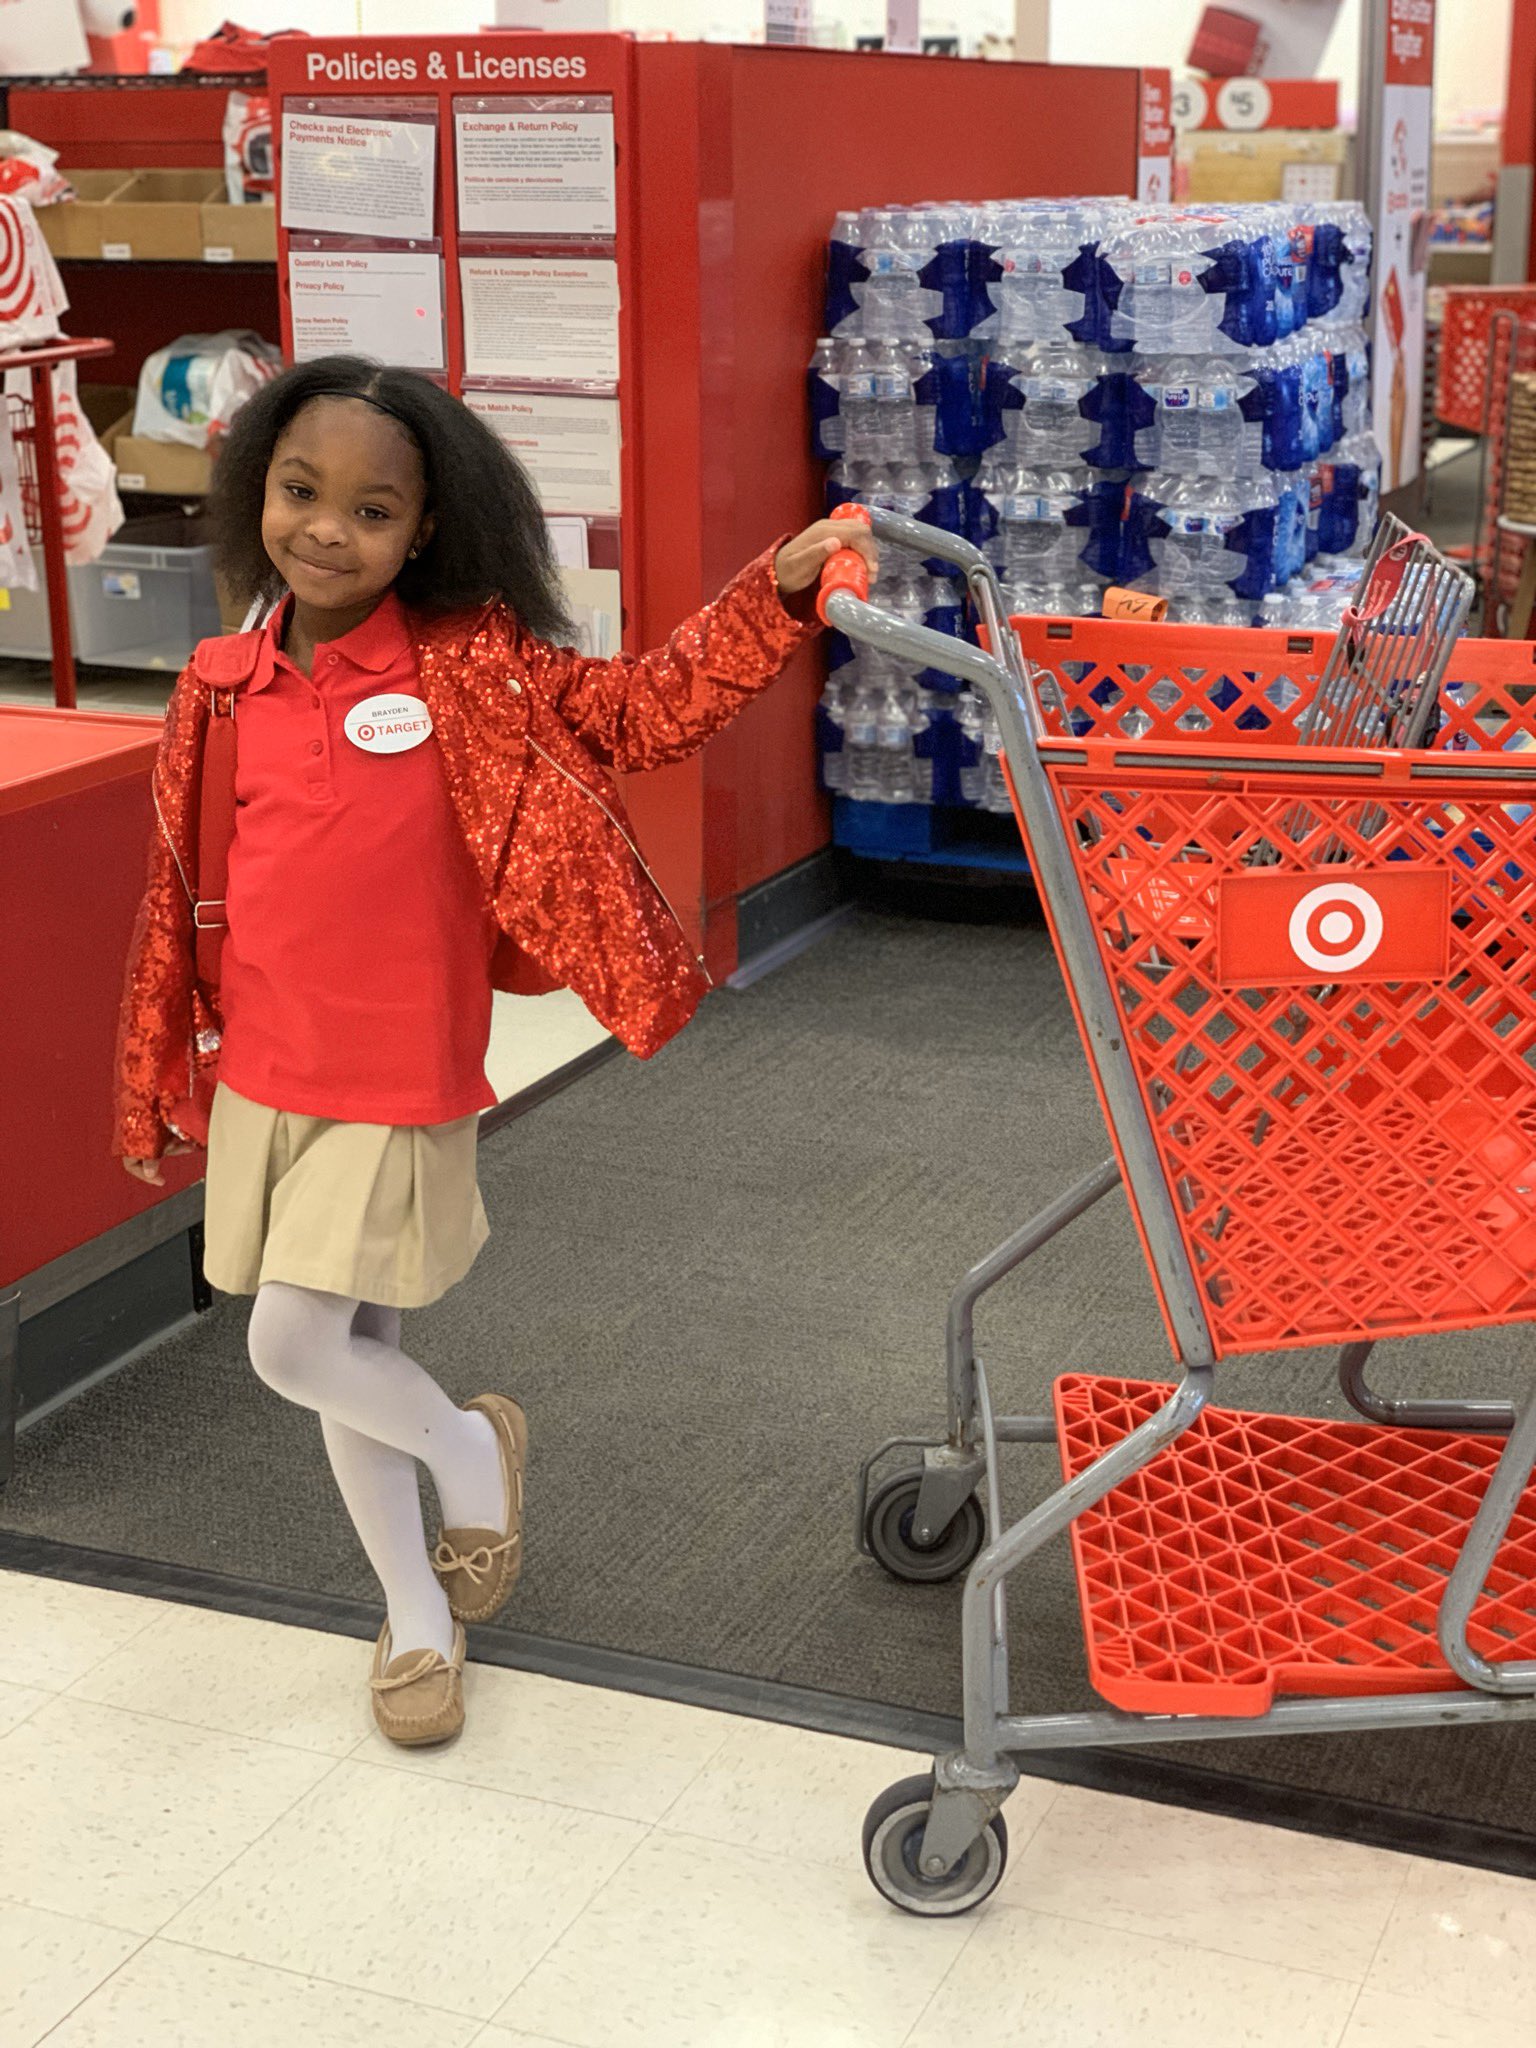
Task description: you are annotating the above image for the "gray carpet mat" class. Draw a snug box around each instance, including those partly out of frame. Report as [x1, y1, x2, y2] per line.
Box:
[7, 909, 1536, 1839]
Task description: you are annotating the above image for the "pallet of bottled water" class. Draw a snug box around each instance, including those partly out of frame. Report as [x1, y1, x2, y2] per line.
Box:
[810, 197, 1378, 829]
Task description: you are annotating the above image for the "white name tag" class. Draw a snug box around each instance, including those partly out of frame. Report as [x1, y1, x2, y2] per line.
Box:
[344, 693, 434, 755]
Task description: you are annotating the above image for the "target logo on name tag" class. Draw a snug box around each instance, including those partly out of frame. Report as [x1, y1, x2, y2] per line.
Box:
[344, 693, 433, 755]
[1216, 868, 1451, 987]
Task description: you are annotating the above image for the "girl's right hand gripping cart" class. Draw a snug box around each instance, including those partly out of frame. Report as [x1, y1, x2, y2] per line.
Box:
[820, 504, 1536, 1918]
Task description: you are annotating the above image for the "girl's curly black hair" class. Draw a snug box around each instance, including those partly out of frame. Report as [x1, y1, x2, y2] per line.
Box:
[210, 355, 573, 640]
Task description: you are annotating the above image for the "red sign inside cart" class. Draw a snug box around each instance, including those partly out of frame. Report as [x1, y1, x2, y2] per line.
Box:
[1216, 866, 1451, 986]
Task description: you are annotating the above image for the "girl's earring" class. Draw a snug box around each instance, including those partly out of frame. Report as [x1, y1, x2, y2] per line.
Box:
[408, 546, 420, 558]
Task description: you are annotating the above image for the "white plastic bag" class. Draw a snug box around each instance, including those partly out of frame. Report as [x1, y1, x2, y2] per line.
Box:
[0, 132, 72, 208]
[132, 330, 281, 450]
[0, 193, 67, 348]
[0, 360, 122, 577]
[52, 364, 124, 565]
[0, 403, 37, 592]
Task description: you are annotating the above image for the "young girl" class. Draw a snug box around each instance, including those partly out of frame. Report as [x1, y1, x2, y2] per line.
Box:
[115, 354, 875, 1747]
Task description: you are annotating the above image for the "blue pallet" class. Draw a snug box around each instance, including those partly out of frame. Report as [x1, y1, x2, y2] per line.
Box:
[832, 798, 1033, 876]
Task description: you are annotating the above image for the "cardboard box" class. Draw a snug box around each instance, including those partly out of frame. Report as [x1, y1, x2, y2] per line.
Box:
[34, 171, 132, 261]
[79, 384, 137, 438]
[102, 412, 214, 497]
[1177, 128, 1349, 204]
[98, 171, 224, 262]
[200, 197, 277, 265]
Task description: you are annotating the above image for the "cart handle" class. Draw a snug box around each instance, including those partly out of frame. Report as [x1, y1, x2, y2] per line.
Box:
[1339, 528, 1432, 640]
[817, 502, 873, 625]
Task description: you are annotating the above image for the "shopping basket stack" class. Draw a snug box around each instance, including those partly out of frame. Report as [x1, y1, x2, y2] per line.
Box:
[820, 504, 1536, 1920]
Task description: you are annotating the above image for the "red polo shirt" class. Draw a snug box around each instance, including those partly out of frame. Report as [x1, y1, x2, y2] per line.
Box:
[217, 593, 499, 1126]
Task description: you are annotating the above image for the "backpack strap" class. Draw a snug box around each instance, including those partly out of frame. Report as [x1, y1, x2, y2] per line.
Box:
[193, 687, 239, 992]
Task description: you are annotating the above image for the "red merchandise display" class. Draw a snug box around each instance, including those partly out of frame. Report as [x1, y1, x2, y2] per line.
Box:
[268, 34, 1154, 977]
[0, 708, 203, 1456]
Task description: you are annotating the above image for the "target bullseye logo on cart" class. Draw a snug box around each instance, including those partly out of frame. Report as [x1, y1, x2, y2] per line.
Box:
[344, 694, 433, 755]
[1286, 883, 1386, 974]
[1216, 868, 1450, 988]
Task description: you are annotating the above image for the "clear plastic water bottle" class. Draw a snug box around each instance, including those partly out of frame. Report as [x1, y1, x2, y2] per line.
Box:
[837, 341, 879, 463]
[875, 684, 917, 802]
[823, 456, 873, 520]
[1147, 473, 1249, 600]
[826, 210, 865, 337]
[918, 204, 981, 340]
[989, 201, 1100, 347]
[1313, 202, 1373, 327]
[988, 463, 1091, 603]
[957, 690, 1013, 812]
[1272, 470, 1309, 584]
[818, 670, 847, 791]
[1339, 430, 1381, 553]
[1339, 324, 1371, 436]
[866, 338, 918, 460]
[989, 340, 1101, 466]
[808, 338, 844, 460]
[1299, 342, 1335, 460]
[1101, 211, 1230, 355]
[911, 690, 939, 802]
[1136, 355, 1255, 476]
[858, 208, 942, 341]
[842, 680, 882, 801]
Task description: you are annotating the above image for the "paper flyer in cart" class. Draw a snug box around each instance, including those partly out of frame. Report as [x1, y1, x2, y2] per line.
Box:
[281, 107, 437, 242]
[455, 97, 616, 239]
[460, 254, 619, 383]
[289, 246, 446, 370]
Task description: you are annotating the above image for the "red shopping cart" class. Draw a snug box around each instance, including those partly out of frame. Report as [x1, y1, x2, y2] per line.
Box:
[824, 507, 1536, 1918]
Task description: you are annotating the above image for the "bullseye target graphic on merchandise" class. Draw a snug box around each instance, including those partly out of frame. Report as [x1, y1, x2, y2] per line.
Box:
[0, 201, 34, 323]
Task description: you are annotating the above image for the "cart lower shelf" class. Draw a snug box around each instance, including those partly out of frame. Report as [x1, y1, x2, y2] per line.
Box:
[1054, 1374, 1536, 1717]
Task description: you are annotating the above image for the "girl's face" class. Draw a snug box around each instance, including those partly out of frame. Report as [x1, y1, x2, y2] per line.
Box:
[262, 397, 434, 618]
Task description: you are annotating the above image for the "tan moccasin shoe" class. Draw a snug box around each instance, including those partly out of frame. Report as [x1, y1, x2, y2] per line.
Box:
[370, 1622, 466, 1747]
[432, 1393, 527, 1625]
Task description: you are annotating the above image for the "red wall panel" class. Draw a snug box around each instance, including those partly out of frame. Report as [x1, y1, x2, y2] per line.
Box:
[695, 47, 1143, 912]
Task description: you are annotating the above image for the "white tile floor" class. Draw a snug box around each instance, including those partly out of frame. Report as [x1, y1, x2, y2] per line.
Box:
[482, 990, 610, 1110]
[1, 1571, 1529, 2047]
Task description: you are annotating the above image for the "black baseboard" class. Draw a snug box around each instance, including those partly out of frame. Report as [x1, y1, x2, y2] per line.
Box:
[736, 850, 844, 965]
[19, 1233, 198, 1427]
[2, 1529, 1533, 1884]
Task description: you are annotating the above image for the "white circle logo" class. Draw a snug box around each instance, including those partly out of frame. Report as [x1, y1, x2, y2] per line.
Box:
[1216, 76, 1272, 131]
[1287, 883, 1385, 974]
[1171, 78, 1208, 133]
[344, 693, 433, 755]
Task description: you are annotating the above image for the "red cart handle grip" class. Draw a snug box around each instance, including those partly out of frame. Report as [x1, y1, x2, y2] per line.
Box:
[1340, 530, 1431, 641]
[817, 502, 872, 626]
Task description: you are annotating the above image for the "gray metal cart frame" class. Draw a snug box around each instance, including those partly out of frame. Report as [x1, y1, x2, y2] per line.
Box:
[827, 508, 1536, 1918]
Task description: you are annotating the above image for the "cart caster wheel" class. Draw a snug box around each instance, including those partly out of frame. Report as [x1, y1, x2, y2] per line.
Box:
[865, 1469, 985, 1584]
[862, 1774, 1008, 1917]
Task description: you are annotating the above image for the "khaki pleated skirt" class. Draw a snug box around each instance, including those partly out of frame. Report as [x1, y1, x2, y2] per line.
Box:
[203, 1082, 489, 1309]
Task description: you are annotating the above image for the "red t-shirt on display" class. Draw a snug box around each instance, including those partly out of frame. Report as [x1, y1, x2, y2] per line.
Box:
[217, 592, 499, 1127]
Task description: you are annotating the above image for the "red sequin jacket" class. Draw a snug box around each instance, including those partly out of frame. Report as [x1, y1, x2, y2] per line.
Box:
[114, 543, 818, 1160]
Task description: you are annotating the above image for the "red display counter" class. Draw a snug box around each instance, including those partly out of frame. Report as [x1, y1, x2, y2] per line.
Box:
[0, 709, 203, 1473]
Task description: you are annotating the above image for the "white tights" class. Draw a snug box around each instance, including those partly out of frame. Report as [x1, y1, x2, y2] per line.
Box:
[247, 1281, 504, 1660]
